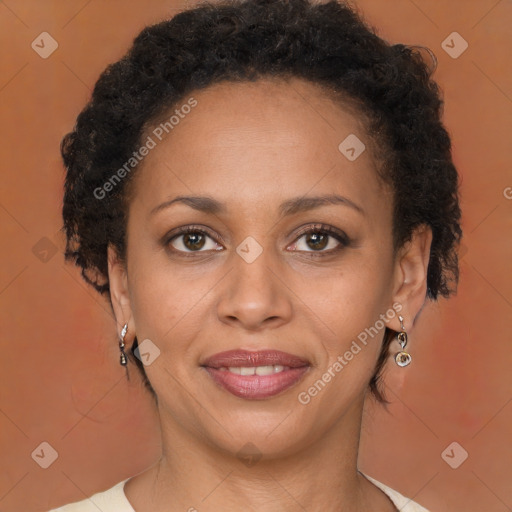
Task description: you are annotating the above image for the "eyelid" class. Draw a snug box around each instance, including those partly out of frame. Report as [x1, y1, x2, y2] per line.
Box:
[292, 223, 349, 245]
[165, 224, 225, 245]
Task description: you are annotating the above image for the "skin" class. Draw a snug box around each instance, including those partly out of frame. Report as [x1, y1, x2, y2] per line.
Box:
[108, 76, 432, 512]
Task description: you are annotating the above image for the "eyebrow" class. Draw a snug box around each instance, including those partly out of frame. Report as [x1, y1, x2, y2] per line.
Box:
[150, 194, 365, 217]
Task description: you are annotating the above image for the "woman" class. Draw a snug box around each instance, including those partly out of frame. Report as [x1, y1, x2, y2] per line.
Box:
[51, 0, 462, 510]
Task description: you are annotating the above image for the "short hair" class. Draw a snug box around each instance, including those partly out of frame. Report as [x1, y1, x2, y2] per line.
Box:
[61, 0, 462, 403]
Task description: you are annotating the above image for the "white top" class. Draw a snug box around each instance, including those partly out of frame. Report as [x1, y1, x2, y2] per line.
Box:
[47, 474, 430, 511]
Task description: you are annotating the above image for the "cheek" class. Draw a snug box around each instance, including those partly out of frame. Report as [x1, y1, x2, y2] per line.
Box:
[126, 246, 179, 338]
[127, 249, 217, 343]
[314, 259, 392, 361]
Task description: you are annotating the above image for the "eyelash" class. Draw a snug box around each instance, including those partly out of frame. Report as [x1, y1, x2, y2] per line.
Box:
[165, 223, 350, 258]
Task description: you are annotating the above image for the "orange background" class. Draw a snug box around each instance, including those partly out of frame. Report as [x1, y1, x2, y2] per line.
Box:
[0, 1, 511, 511]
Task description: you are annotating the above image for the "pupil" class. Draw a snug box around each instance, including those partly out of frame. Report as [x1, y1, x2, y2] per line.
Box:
[185, 233, 205, 250]
[307, 233, 327, 250]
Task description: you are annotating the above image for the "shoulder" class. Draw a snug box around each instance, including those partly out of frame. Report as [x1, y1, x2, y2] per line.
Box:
[363, 473, 431, 512]
[47, 479, 134, 512]
[47, 474, 429, 511]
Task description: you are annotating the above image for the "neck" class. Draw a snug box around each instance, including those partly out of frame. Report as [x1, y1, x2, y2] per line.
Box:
[124, 394, 395, 511]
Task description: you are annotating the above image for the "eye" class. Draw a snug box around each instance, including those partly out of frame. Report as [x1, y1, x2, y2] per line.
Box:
[165, 223, 350, 256]
[289, 224, 350, 254]
[166, 226, 223, 254]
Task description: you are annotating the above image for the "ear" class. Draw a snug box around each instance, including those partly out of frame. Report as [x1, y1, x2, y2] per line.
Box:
[387, 224, 433, 332]
[107, 243, 135, 342]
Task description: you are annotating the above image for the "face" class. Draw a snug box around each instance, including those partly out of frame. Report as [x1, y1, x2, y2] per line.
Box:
[108, 76, 430, 458]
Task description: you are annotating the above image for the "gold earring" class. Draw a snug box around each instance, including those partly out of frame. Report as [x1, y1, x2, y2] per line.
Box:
[119, 323, 128, 366]
[394, 315, 412, 367]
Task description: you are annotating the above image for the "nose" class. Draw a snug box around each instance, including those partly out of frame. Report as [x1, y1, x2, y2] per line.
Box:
[216, 245, 293, 331]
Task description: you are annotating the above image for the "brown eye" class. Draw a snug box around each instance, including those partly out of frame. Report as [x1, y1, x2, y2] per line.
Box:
[167, 227, 223, 253]
[290, 224, 350, 254]
[181, 232, 206, 251]
[303, 232, 329, 251]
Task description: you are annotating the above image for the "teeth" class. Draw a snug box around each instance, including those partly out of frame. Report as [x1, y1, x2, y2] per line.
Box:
[256, 365, 286, 376]
[219, 365, 288, 375]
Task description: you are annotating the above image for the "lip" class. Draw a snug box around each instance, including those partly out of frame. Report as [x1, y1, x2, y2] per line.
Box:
[201, 350, 310, 400]
[202, 349, 310, 368]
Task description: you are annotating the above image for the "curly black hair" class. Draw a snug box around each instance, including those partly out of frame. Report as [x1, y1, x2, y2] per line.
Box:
[61, 0, 462, 404]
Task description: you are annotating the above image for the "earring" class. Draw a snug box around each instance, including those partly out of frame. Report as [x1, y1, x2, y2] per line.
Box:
[119, 323, 128, 366]
[394, 315, 412, 367]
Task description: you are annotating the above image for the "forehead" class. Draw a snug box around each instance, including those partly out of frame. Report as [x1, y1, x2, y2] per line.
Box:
[131, 76, 389, 215]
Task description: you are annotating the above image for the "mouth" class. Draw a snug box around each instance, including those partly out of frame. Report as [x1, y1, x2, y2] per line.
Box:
[201, 349, 310, 400]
